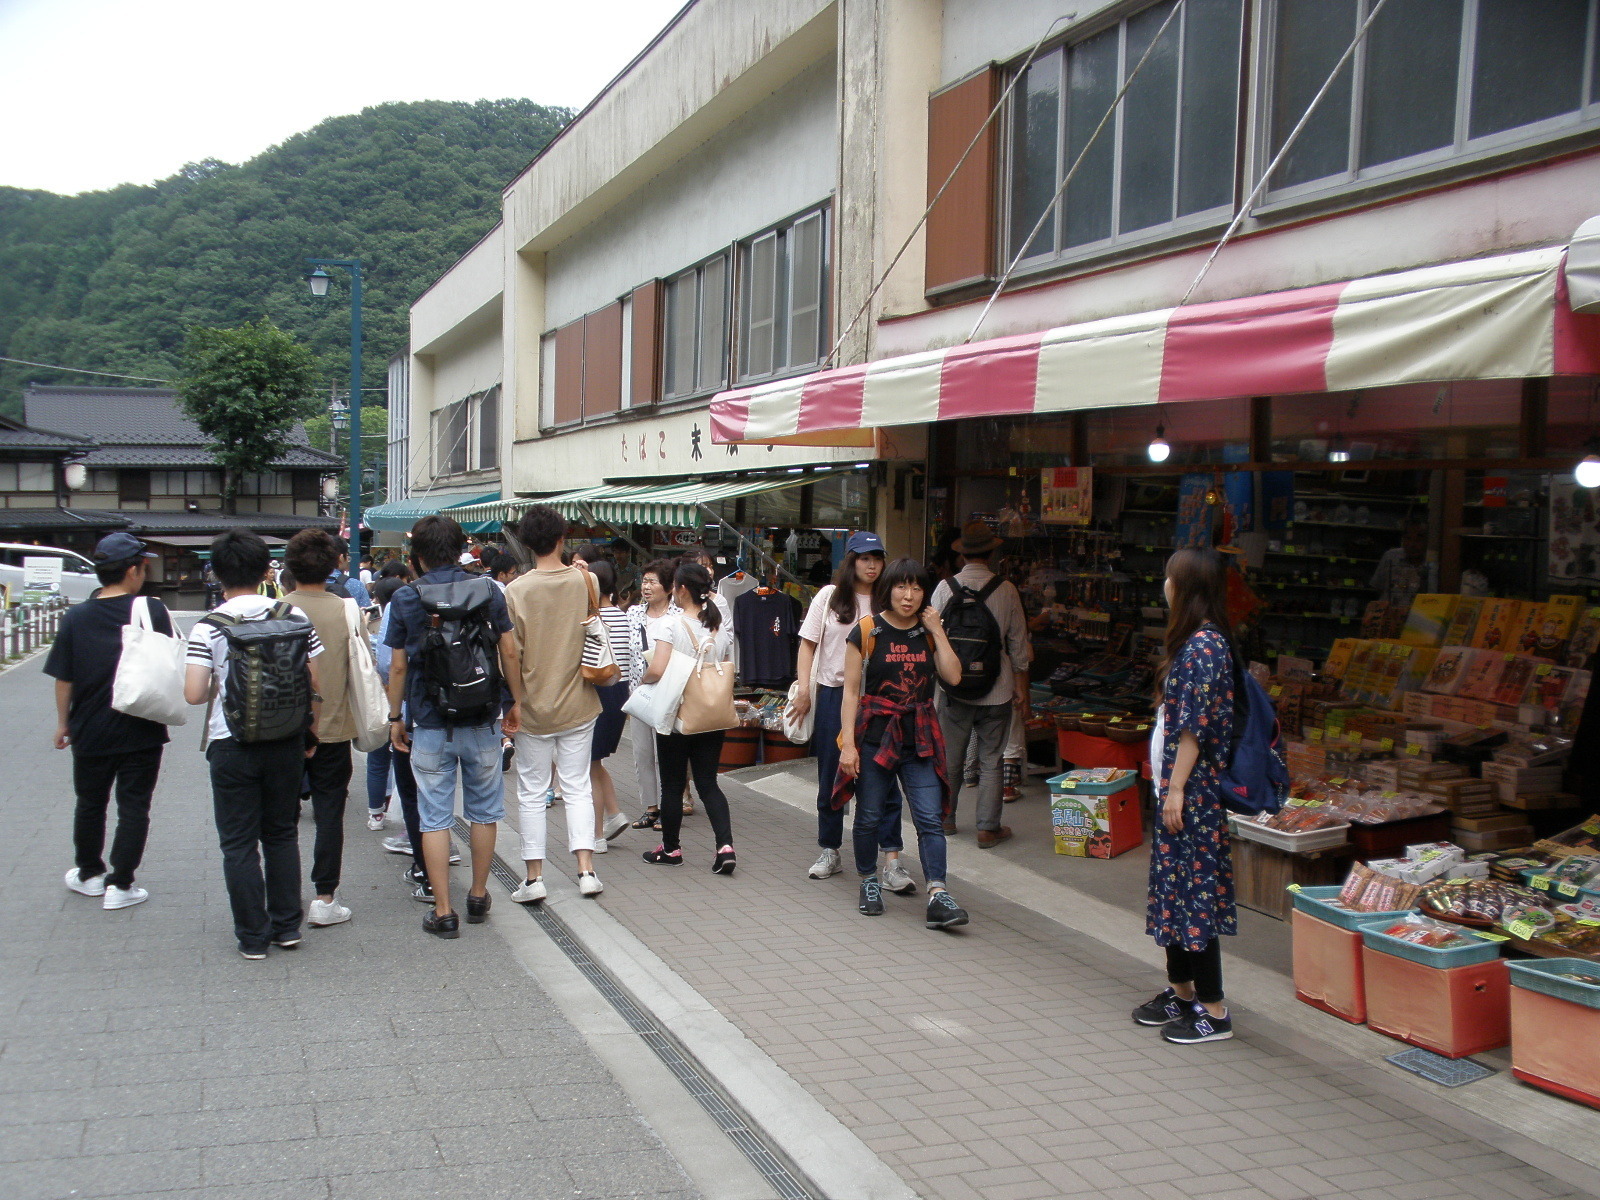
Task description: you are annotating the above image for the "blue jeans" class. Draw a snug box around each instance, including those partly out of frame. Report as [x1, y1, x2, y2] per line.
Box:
[410, 723, 506, 833]
[815, 686, 903, 853]
[852, 750, 946, 884]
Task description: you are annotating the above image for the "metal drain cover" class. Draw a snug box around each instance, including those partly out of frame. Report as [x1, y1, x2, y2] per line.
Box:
[1385, 1047, 1496, 1087]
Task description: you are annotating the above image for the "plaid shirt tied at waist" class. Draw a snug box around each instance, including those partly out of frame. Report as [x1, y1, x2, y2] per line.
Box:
[829, 693, 951, 816]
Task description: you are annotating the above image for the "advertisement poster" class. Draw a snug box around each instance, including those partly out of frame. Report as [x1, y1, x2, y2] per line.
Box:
[1040, 467, 1093, 526]
[1549, 476, 1600, 582]
[1223, 472, 1255, 538]
[1260, 471, 1295, 532]
[1174, 474, 1215, 549]
[21, 556, 62, 604]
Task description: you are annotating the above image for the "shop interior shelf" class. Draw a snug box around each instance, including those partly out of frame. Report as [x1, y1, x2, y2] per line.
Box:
[1266, 551, 1381, 563]
[1288, 521, 1403, 532]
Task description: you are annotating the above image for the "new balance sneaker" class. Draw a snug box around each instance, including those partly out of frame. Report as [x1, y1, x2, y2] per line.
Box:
[239, 945, 269, 961]
[410, 880, 436, 903]
[366, 810, 387, 831]
[1161, 1002, 1233, 1044]
[925, 890, 969, 930]
[308, 898, 351, 927]
[808, 848, 842, 879]
[881, 857, 916, 895]
[858, 876, 884, 916]
[382, 836, 413, 856]
[511, 878, 547, 904]
[102, 885, 148, 910]
[64, 868, 106, 897]
[642, 845, 683, 866]
[592, 838, 609, 854]
[578, 872, 604, 896]
[1131, 987, 1186, 1027]
[602, 812, 631, 841]
[711, 846, 736, 875]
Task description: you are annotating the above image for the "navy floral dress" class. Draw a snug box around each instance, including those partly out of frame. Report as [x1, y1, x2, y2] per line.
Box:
[1147, 623, 1237, 951]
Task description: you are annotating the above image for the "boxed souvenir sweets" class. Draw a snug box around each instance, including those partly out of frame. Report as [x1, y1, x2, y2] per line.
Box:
[1525, 595, 1585, 661]
[1401, 595, 1460, 648]
[1454, 825, 1536, 852]
[1047, 769, 1141, 859]
[1480, 762, 1563, 801]
[1473, 598, 1520, 652]
[1443, 596, 1485, 649]
[1568, 606, 1600, 668]
[1424, 646, 1473, 695]
[1503, 791, 1582, 812]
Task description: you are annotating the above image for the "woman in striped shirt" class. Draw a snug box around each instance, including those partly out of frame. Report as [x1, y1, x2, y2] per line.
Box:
[589, 560, 636, 851]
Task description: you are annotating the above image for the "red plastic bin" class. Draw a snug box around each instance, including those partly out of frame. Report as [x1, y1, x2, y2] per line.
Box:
[1362, 947, 1509, 1058]
[1510, 985, 1600, 1110]
[1292, 910, 1367, 1024]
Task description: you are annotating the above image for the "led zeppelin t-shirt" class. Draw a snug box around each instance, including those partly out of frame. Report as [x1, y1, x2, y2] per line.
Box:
[847, 616, 936, 746]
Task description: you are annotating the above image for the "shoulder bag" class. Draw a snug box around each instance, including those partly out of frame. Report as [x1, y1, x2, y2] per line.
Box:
[621, 619, 698, 735]
[343, 598, 392, 752]
[111, 596, 188, 726]
[675, 618, 739, 736]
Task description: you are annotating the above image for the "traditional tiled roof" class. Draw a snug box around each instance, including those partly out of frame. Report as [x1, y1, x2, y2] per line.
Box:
[0, 413, 92, 455]
[0, 508, 128, 531]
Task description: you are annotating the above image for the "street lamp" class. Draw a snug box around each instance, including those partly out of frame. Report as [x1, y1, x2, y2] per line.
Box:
[306, 258, 363, 545]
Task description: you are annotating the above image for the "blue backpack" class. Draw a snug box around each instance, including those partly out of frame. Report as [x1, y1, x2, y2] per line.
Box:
[1217, 651, 1290, 815]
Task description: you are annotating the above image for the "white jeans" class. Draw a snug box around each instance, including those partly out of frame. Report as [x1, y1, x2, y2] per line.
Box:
[515, 721, 597, 860]
[629, 715, 659, 811]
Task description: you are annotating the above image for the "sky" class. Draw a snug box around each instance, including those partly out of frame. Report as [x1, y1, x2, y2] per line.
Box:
[0, 0, 689, 195]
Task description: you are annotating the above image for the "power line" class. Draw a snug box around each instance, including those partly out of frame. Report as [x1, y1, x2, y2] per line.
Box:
[0, 355, 171, 383]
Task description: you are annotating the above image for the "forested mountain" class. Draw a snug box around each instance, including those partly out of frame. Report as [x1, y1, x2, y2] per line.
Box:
[0, 99, 569, 418]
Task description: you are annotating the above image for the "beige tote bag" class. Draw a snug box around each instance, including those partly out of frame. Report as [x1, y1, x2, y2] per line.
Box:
[674, 618, 738, 735]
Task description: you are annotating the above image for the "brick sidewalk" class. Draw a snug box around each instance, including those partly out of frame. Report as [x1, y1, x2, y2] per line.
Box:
[0, 648, 698, 1200]
[526, 730, 1598, 1200]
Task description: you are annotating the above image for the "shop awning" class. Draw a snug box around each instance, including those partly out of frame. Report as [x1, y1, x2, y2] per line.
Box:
[446, 471, 851, 530]
[710, 247, 1600, 445]
[363, 491, 498, 532]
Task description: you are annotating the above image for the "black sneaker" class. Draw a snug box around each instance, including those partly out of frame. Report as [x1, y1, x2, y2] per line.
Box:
[712, 846, 736, 875]
[410, 881, 435, 903]
[1161, 1002, 1233, 1044]
[465, 892, 491, 924]
[1132, 987, 1185, 1027]
[501, 741, 515, 773]
[238, 945, 268, 961]
[423, 910, 460, 939]
[858, 876, 884, 916]
[642, 845, 683, 866]
[925, 890, 969, 929]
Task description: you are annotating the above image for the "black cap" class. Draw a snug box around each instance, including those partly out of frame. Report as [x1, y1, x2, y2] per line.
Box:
[92, 532, 158, 564]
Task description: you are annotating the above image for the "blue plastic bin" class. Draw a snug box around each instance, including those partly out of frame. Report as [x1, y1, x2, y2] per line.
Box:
[1358, 916, 1503, 968]
[1290, 885, 1415, 932]
[1508, 958, 1600, 1011]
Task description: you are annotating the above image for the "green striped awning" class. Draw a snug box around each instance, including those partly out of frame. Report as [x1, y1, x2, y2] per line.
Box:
[363, 491, 498, 532]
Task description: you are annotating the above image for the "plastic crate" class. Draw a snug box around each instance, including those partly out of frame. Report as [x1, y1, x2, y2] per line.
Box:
[1518, 867, 1600, 905]
[1046, 769, 1138, 796]
[1508, 959, 1600, 1010]
[1358, 917, 1503, 968]
[1229, 814, 1351, 853]
[1290, 885, 1415, 932]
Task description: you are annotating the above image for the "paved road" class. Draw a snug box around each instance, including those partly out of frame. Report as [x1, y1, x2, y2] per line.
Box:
[0, 646, 699, 1200]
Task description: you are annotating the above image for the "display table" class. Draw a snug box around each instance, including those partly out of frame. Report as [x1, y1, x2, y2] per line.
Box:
[1056, 731, 1147, 771]
[1232, 838, 1355, 920]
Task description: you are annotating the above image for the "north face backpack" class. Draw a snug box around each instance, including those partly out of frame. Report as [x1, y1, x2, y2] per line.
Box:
[413, 577, 503, 727]
[202, 603, 314, 744]
[1216, 651, 1290, 816]
[939, 577, 1005, 701]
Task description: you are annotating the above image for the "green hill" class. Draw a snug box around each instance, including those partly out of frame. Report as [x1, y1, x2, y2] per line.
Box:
[0, 99, 569, 418]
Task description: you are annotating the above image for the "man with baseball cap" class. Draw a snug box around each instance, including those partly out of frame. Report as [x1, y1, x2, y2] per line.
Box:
[45, 532, 173, 910]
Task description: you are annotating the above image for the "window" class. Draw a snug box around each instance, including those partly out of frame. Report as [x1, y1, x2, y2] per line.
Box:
[15, 462, 52, 491]
[1007, 0, 1244, 264]
[477, 385, 500, 470]
[736, 208, 828, 384]
[1266, 0, 1600, 197]
[663, 253, 730, 400]
[434, 400, 469, 476]
[89, 470, 116, 492]
[431, 389, 500, 475]
[292, 472, 320, 503]
[119, 470, 150, 504]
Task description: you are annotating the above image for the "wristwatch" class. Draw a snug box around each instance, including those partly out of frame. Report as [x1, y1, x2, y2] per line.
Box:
[388, 714, 403, 722]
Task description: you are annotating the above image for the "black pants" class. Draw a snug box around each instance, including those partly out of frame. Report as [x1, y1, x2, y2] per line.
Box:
[305, 740, 353, 896]
[207, 736, 305, 951]
[655, 730, 732, 854]
[72, 746, 162, 889]
[1166, 939, 1224, 1005]
[388, 746, 423, 873]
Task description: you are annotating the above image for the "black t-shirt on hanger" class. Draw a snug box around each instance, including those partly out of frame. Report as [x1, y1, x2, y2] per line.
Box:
[733, 588, 801, 688]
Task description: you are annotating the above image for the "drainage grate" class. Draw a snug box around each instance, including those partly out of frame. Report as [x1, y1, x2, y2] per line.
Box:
[1385, 1047, 1497, 1087]
[453, 819, 815, 1200]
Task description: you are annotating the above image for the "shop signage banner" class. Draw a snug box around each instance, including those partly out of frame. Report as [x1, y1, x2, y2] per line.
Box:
[1549, 477, 1600, 582]
[1040, 467, 1092, 525]
[1174, 475, 1215, 549]
[1223, 472, 1255, 538]
[651, 528, 701, 550]
[21, 556, 62, 604]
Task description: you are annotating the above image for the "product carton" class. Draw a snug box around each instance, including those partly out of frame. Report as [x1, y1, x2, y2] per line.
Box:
[1456, 650, 1506, 703]
[1424, 647, 1472, 695]
[1442, 596, 1485, 649]
[1473, 599, 1519, 652]
[1529, 595, 1584, 661]
[1401, 595, 1460, 648]
[1565, 606, 1600, 669]
[1323, 638, 1360, 679]
[1452, 825, 1536, 852]
[1506, 602, 1545, 661]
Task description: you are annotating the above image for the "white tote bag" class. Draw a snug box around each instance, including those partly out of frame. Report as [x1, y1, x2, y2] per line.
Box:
[621, 633, 699, 735]
[781, 677, 816, 743]
[111, 596, 188, 726]
[344, 598, 391, 753]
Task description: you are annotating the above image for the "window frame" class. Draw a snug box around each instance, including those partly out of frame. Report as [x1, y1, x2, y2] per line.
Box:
[1253, 0, 1600, 210]
[661, 250, 733, 403]
[733, 204, 832, 388]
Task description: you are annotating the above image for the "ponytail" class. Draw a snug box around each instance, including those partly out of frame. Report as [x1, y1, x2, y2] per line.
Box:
[673, 560, 722, 632]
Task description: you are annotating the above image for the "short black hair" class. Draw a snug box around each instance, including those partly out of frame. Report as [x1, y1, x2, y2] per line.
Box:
[285, 528, 339, 584]
[517, 505, 568, 557]
[410, 514, 465, 571]
[378, 559, 409, 578]
[589, 559, 616, 601]
[574, 542, 605, 564]
[94, 558, 141, 588]
[329, 534, 350, 559]
[642, 557, 675, 591]
[873, 556, 932, 614]
[359, 554, 373, 565]
[486, 552, 519, 578]
[211, 529, 271, 590]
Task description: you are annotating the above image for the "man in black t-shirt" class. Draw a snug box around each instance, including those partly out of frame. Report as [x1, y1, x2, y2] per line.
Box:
[44, 533, 173, 911]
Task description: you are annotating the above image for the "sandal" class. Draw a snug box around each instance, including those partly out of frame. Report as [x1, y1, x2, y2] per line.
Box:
[682, 799, 695, 815]
[632, 809, 660, 830]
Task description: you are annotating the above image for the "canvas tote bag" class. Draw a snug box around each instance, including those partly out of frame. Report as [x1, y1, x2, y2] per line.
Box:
[111, 596, 188, 726]
[344, 598, 391, 752]
[674, 618, 738, 736]
[580, 615, 621, 687]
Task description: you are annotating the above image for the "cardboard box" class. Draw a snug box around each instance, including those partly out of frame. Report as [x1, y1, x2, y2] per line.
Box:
[1452, 825, 1536, 851]
[1402, 595, 1461, 647]
[1501, 791, 1582, 811]
[1442, 596, 1485, 649]
[1452, 812, 1526, 832]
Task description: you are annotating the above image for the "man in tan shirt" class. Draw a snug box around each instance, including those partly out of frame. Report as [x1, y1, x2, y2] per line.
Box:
[504, 505, 604, 900]
[283, 528, 358, 927]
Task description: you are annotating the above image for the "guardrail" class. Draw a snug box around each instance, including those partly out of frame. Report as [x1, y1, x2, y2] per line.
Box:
[2, 596, 69, 660]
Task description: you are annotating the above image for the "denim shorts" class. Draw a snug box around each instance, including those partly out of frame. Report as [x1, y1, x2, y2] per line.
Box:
[409, 723, 506, 832]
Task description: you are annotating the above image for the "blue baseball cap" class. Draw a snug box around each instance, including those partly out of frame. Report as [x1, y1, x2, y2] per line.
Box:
[846, 530, 885, 556]
[92, 532, 157, 563]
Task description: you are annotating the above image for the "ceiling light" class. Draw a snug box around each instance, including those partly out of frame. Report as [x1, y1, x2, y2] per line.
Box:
[1147, 424, 1171, 463]
[1328, 434, 1351, 464]
[1577, 453, 1600, 489]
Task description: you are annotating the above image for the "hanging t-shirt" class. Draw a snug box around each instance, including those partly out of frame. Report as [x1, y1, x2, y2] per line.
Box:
[733, 588, 800, 688]
[846, 615, 937, 745]
[718, 571, 759, 607]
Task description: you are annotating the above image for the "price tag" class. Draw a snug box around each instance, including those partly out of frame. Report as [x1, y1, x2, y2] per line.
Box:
[1405, 744, 1422, 756]
[1505, 920, 1538, 941]
[1380, 790, 1398, 799]
[1578, 919, 1600, 927]
[1531, 875, 1552, 892]
[1380, 737, 1394, 752]
[1309, 728, 1324, 741]
[1285, 546, 1298, 555]
[1474, 931, 1510, 942]
[1286, 883, 1303, 894]
[1536, 664, 1551, 676]
[1583, 820, 1600, 836]
[1270, 685, 1283, 698]
[1558, 881, 1582, 898]
[1343, 578, 1356, 587]
[1328, 777, 1347, 786]
[1285, 797, 1308, 808]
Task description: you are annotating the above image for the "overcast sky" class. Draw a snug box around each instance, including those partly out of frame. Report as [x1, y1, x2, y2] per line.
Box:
[0, 0, 688, 195]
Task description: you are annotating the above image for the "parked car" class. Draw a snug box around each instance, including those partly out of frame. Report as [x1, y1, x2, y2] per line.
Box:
[0, 542, 100, 603]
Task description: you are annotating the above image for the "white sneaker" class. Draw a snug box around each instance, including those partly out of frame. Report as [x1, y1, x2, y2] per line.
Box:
[308, 898, 351, 926]
[578, 872, 604, 897]
[602, 812, 630, 841]
[592, 839, 609, 854]
[881, 857, 917, 895]
[511, 877, 546, 903]
[381, 836, 412, 855]
[807, 848, 842, 879]
[366, 811, 387, 831]
[103, 884, 148, 909]
[65, 868, 106, 897]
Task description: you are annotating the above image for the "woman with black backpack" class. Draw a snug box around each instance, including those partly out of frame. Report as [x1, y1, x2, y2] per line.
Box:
[1133, 547, 1239, 1045]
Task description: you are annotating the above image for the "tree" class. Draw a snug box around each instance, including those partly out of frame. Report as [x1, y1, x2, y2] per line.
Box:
[305, 405, 389, 506]
[177, 318, 321, 513]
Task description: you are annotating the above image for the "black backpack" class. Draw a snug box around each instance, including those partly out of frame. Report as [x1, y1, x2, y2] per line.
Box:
[202, 603, 314, 744]
[939, 577, 1005, 701]
[413, 577, 503, 726]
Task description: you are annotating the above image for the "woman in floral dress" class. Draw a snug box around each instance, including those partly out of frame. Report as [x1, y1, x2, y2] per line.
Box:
[1133, 548, 1238, 1044]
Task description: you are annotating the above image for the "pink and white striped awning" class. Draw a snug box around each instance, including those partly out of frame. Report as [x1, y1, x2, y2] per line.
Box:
[710, 247, 1600, 446]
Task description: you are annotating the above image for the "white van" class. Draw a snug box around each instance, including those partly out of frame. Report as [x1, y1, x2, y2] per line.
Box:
[0, 542, 101, 603]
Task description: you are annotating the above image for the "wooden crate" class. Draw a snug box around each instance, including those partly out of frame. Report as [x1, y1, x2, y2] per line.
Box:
[1232, 836, 1354, 921]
